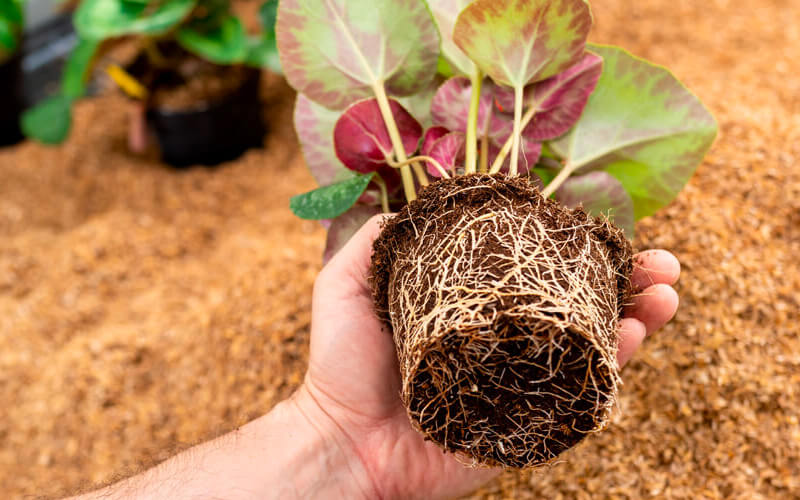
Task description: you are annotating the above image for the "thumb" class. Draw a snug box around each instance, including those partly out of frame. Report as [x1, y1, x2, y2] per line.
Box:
[320, 214, 393, 294]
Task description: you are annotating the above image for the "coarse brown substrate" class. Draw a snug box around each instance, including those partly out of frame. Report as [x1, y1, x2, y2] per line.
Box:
[371, 174, 633, 468]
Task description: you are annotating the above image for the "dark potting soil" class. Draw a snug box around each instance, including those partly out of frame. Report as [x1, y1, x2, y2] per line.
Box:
[370, 174, 633, 468]
[125, 44, 264, 167]
[127, 46, 253, 112]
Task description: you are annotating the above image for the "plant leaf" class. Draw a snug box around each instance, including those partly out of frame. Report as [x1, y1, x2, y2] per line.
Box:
[494, 51, 603, 140]
[290, 172, 375, 220]
[61, 38, 101, 98]
[491, 134, 541, 174]
[294, 94, 354, 186]
[333, 98, 422, 174]
[245, 0, 281, 71]
[427, 0, 474, 75]
[177, 14, 248, 64]
[549, 45, 718, 219]
[277, 0, 440, 109]
[424, 131, 465, 176]
[420, 126, 449, 155]
[0, 0, 23, 55]
[556, 171, 635, 238]
[21, 96, 74, 145]
[75, 0, 197, 39]
[323, 204, 381, 263]
[397, 76, 440, 129]
[431, 76, 506, 138]
[532, 167, 556, 187]
[453, 0, 592, 88]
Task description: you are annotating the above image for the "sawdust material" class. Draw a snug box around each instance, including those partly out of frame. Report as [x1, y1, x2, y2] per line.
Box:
[371, 174, 632, 468]
[0, 0, 799, 497]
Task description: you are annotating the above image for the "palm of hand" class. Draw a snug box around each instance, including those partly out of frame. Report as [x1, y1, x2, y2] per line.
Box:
[303, 216, 679, 500]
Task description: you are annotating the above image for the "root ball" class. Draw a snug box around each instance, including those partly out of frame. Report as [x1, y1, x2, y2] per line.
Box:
[370, 174, 633, 468]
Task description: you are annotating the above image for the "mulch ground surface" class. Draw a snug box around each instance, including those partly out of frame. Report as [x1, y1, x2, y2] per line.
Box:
[1, 0, 799, 498]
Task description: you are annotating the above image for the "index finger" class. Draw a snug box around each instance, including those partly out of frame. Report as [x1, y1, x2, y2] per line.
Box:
[631, 249, 681, 291]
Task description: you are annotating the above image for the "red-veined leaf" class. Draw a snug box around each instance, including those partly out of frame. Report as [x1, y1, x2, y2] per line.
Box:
[277, 0, 440, 109]
[333, 98, 422, 174]
[494, 51, 603, 140]
[453, 0, 592, 88]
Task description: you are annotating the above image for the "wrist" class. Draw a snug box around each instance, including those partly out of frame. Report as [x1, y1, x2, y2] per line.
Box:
[259, 385, 379, 500]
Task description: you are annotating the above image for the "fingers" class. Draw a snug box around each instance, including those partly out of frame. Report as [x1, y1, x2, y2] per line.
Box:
[624, 283, 679, 334]
[618, 250, 680, 366]
[631, 249, 680, 291]
[617, 317, 647, 367]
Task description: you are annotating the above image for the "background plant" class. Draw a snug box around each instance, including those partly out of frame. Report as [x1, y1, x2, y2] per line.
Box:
[0, 0, 24, 64]
[281, 0, 717, 256]
[22, 0, 280, 144]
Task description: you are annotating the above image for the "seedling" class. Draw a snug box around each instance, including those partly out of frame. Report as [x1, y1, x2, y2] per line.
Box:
[280, 0, 716, 468]
[21, 0, 280, 145]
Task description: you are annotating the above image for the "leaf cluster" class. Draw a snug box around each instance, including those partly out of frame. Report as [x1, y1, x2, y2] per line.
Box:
[22, 0, 280, 144]
[280, 0, 717, 253]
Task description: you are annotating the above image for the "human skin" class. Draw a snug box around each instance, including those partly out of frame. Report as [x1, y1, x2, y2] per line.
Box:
[73, 215, 680, 500]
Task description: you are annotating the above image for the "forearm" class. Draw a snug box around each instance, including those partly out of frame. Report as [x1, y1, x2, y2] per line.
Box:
[71, 387, 376, 500]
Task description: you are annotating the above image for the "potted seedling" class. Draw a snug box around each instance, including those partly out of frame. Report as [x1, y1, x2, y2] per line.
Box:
[22, 0, 280, 167]
[0, 0, 24, 146]
[281, 0, 716, 468]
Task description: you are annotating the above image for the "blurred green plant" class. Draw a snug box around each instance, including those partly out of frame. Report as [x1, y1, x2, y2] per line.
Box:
[22, 0, 280, 144]
[0, 0, 24, 64]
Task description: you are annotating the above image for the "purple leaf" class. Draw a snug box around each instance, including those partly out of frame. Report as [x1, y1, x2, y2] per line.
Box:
[489, 135, 542, 175]
[494, 52, 604, 141]
[294, 94, 352, 186]
[555, 171, 635, 238]
[421, 126, 450, 155]
[431, 76, 506, 136]
[425, 131, 466, 177]
[323, 205, 382, 263]
[333, 98, 422, 174]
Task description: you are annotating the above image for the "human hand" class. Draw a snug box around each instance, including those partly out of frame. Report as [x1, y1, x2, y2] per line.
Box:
[293, 215, 680, 500]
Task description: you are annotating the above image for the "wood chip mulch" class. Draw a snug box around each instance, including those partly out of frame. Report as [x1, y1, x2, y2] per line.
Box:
[1, 0, 798, 498]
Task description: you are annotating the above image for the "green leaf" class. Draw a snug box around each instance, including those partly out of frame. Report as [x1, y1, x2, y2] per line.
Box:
[0, 0, 23, 25]
[294, 93, 355, 186]
[290, 173, 374, 220]
[177, 14, 247, 64]
[244, 0, 281, 72]
[277, 0, 440, 110]
[61, 38, 101, 98]
[21, 96, 74, 145]
[75, 0, 197, 39]
[245, 37, 281, 71]
[0, 0, 23, 56]
[427, 0, 474, 75]
[453, 0, 592, 88]
[549, 45, 718, 220]
[259, 0, 278, 30]
[532, 167, 556, 187]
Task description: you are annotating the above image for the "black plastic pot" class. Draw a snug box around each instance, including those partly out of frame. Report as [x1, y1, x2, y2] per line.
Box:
[0, 54, 23, 147]
[146, 69, 265, 168]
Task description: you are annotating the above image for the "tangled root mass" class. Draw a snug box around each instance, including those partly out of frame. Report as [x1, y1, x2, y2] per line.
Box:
[370, 174, 633, 468]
